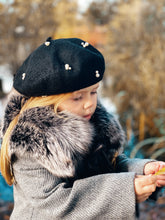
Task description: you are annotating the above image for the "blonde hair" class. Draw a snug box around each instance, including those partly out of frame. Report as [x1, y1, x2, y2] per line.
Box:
[0, 91, 71, 185]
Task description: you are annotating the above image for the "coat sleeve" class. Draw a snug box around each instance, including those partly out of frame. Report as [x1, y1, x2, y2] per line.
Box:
[116, 154, 154, 174]
[12, 156, 137, 220]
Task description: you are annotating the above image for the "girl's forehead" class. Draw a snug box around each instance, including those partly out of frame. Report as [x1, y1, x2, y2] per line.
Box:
[73, 83, 100, 94]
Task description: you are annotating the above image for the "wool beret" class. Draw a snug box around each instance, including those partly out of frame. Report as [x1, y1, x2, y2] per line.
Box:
[13, 37, 105, 97]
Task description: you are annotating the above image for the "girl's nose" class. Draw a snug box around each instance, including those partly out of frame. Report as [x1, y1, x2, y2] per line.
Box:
[83, 98, 93, 109]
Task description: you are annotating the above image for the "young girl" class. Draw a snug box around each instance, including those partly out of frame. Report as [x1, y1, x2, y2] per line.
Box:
[0, 37, 165, 220]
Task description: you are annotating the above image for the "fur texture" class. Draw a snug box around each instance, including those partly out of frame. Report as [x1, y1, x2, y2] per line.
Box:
[2, 94, 125, 179]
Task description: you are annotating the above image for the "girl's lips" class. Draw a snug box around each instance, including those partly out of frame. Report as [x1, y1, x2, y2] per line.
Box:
[83, 114, 91, 120]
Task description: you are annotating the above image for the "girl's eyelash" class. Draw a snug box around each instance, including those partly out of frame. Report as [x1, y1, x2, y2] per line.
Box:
[73, 91, 97, 101]
[91, 91, 97, 94]
[73, 96, 82, 101]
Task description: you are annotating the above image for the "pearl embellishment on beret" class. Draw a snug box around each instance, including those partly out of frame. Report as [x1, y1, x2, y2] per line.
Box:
[65, 64, 72, 70]
[95, 70, 100, 78]
[45, 41, 50, 46]
[13, 38, 104, 96]
[22, 73, 26, 80]
[81, 42, 89, 48]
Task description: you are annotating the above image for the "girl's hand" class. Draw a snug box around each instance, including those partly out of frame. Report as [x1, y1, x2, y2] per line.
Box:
[144, 161, 165, 187]
[134, 175, 157, 203]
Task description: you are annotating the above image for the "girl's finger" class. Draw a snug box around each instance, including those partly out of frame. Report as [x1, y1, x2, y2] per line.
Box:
[156, 175, 165, 179]
[137, 194, 151, 203]
[143, 175, 157, 186]
[157, 180, 165, 187]
[143, 183, 156, 194]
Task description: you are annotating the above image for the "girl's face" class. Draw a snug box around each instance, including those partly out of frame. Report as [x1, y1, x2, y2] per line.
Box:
[58, 83, 99, 120]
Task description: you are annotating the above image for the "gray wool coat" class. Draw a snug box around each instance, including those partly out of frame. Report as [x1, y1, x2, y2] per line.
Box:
[1, 93, 152, 220]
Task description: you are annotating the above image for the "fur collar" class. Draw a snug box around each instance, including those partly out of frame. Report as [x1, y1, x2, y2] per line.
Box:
[2, 93, 125, 178]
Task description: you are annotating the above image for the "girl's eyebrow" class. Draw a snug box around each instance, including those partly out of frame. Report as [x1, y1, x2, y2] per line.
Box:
[94, 85, 99, 89]
[90, 85, 99, 91]
[72, 91, 82, 97]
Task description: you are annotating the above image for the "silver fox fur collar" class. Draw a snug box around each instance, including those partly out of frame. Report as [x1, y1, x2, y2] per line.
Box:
[2, 93, 125, 178]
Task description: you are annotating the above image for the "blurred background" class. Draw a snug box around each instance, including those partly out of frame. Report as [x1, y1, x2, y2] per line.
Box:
[0, 0, 165, 219]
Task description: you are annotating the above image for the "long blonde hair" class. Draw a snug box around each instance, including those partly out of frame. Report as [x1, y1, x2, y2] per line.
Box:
[0, 90, 71, 185]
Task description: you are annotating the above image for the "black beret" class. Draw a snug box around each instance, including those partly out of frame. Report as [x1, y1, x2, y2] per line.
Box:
[13, 37, 105, 97]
